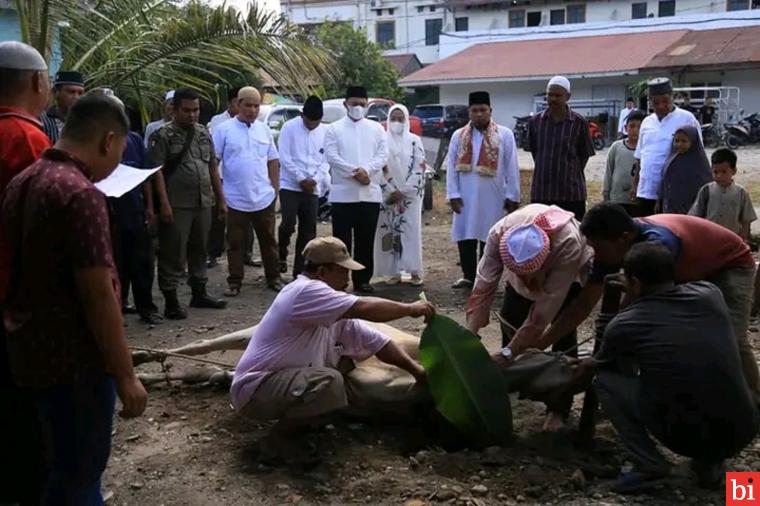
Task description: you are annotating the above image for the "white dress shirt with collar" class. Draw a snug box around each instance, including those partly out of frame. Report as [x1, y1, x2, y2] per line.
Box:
[212, 117, 279, 212]
[278, 117, 329, 196]
[618, 106, 634, 135]
[207, 110, 233, 135]
[324, 116, 388, 203]
[635, 106, 702, 200]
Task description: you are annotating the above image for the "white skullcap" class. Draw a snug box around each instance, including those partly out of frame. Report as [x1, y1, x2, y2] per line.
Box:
[165, 90, 175, 101]
[547, 75, 571, 93]
[0, 41, 47, 71]
[500, 224, 551, 276]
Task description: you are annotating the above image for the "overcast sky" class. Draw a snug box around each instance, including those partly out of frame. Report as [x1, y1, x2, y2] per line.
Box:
[209, 0, 282, 15]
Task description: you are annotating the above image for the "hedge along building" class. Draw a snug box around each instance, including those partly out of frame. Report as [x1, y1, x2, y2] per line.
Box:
[399, 10, 760, 133]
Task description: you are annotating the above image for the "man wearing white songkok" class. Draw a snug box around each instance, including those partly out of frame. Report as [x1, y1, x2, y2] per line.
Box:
[527, 75, 595, 221]
[374, 104, 426, 285]
[446, 91, 520, 289]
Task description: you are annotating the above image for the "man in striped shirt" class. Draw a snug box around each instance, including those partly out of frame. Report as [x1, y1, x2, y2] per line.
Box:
[527, 76, 595, 221]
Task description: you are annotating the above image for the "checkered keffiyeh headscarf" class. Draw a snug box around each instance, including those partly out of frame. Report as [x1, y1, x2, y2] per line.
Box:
[499, 208, 572, 275]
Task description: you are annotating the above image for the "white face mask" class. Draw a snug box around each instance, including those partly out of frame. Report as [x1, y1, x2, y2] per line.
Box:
[348, 105, 366, 120]
[389, 121, 405, 135]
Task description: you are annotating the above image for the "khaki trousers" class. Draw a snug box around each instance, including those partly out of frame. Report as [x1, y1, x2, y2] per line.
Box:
[241, 368, 348, 421]
[226, 201, 279, 287]
[710, 266, 760, 403]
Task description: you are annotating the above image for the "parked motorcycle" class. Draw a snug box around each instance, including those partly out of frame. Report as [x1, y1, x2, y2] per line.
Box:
[513, 115, 531, 149]
[724, 112, 760, 149]
[588, 121, 606, 150]
[701, 123, 721, 149]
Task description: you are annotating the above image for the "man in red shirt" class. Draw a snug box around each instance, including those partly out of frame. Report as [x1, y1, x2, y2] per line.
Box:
[536, 203, 759, 407]
[1, 93, 148, 503]
[0, 40, 51, 506]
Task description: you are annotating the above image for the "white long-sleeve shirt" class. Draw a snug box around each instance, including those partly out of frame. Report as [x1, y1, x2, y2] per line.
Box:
[324, 116, 388, 203]
[635, 106, 702, 200]
[617, 106, 634, 135]
[278, 117, 329, 196]
[207, 110, 233, 135]
[446, 124, 521, 242]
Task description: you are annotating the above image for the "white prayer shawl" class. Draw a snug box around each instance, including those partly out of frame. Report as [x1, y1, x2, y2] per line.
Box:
[446, 123, 521, 243]
[374, 104, 425, 277]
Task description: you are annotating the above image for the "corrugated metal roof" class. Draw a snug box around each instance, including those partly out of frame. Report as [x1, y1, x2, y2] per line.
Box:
[401, 30, 688, 86]
[646, 26, 760, 69]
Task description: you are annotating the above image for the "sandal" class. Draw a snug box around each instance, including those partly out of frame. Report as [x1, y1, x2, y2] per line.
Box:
[224, 286, 241, 297]
[410, 275, 423, 286]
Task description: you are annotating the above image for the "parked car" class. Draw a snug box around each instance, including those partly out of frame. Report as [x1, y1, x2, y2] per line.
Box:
[259, 104, 302, 133]
[322, 98, 423, 136]
[412, 104, 469, 138]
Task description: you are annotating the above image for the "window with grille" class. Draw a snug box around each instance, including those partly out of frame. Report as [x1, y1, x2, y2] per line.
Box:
[567, 4, 586, 23]
[527, 11, 541, 26]
[376, 21, 395, 48]
[727, 0, 749, 10]
[632, 2, 648, 18]
[659, 0, 676, 17]
[550, 8, 565, 24]
[455, 17, 469, 31]
[509, 9, 526, 27]
[425, 18, 443, 45]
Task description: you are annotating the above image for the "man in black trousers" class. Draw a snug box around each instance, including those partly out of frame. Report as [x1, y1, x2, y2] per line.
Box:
[324, 86, 388, 293]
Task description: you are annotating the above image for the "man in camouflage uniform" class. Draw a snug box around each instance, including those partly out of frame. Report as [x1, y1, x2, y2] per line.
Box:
[150, 88, 227, 319]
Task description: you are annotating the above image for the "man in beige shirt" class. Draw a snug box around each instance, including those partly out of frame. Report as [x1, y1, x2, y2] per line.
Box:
[466, 203, 594, 431]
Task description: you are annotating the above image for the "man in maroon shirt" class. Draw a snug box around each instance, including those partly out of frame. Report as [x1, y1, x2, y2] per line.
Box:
[0, 40, 52, 505]
[1, 93, 148, 503]
[534, 203, 759, 407]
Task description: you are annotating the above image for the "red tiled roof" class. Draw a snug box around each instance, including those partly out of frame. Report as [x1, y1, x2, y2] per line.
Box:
[646, 26, 760, 69]
[401, 30, 689, 85]
[386, 54, 417, 72]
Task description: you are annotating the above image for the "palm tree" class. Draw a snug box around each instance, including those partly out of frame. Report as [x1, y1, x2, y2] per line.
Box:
[15, 0, 331, 120]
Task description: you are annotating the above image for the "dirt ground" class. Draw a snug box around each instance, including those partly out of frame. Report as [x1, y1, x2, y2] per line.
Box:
[106, 179, 760, 506]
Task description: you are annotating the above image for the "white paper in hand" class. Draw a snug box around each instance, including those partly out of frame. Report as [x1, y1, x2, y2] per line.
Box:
[94, 164, 161, 198]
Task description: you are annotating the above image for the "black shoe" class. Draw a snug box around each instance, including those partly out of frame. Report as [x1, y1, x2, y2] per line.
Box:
[279, 261, 288, 274]
[122, 304, 137, 314]
[355, 283, 374, 294]
[162, 290, 188, 320]
[190, 285, 227, 309]
[139, 311, 164, 325]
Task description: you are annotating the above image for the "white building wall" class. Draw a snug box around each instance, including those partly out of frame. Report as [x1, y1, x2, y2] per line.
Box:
[439, 69, 760, 131]
[283, 0, 758, 65]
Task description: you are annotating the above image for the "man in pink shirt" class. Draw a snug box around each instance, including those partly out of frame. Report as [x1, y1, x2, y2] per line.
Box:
[231, 236, 434, 463]
[466, 204, 594, 431]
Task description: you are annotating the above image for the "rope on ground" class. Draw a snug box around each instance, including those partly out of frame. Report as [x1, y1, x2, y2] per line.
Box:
[129, 345, 235, 368]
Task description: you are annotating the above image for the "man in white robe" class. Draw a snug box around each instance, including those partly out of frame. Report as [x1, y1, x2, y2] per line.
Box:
[324, 85, 388, 293]
[446, 91, 521, 289]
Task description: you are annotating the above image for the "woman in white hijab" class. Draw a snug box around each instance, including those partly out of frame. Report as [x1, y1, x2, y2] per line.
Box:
[374, 104, 426, 285]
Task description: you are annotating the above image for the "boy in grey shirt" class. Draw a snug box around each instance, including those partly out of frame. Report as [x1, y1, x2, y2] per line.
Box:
[690, 148, 756, 240]
[603, 111, 645, 217]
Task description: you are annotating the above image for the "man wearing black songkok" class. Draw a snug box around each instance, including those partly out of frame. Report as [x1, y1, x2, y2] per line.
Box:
[277, 96, 330, 278]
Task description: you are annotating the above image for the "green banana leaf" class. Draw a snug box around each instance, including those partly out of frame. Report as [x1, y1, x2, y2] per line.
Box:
[419, 314, 512, 444]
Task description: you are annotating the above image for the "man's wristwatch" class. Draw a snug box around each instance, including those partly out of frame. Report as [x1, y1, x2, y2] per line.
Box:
[500, 346, 513, 360]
